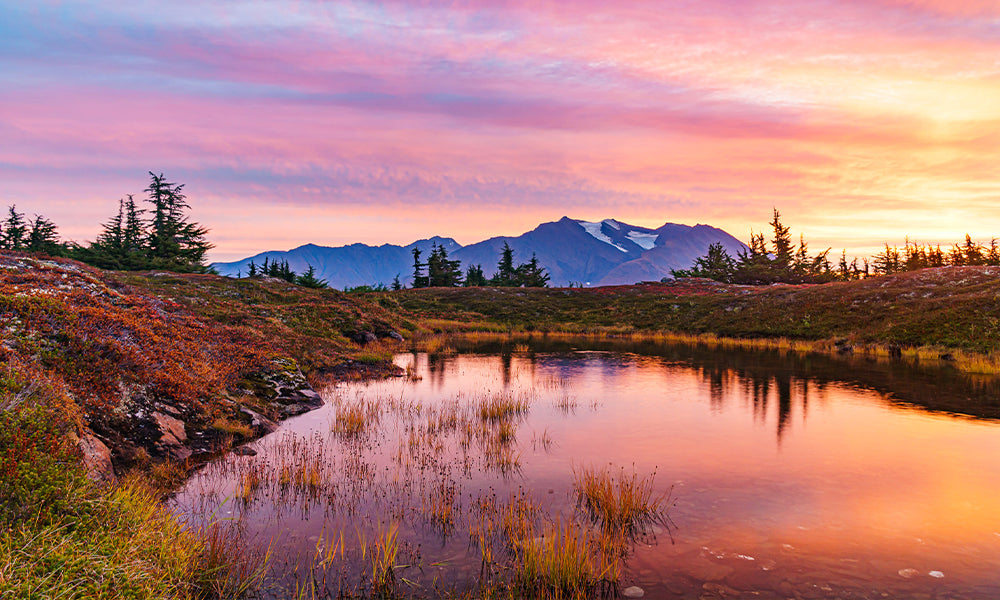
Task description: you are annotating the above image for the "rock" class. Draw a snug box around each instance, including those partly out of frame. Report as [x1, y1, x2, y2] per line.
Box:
[351, 331, 378, 345]
[388, 331, 404, 341]
[622, 586, 645, 598]
[281, 403, 312, 416]
[153, 411, 187, 444]
[240, 407, 278, 435]
[898, 568, 919, 579]
[233, 445, 257, 456]
[928, 570, 944, 578]
[152, 411, 191, 460]
[79, 431, 115, 482]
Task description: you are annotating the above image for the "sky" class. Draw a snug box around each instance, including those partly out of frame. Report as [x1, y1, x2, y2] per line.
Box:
[2, 0, 999, 262]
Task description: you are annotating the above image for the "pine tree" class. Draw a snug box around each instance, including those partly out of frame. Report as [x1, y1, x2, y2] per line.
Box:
[492, 242, 517, 286]
[872, 244, 902, 274]
[411, 247, 428, 288]
[1, 206, 27, 250]
[961, 234, 985, 266]
[26, 215, 60, 254]
[426, 243, 462, 287]
[144, 172, 213, 270]
[672, 243, 737, 282]
[988, 239, 1000, 266]
[122, 195, 145, 257]
[296, 265, 328, 288]
[247, 261, 259, 277]
[516, 253, 550, 287]
[464, 264, 487, 287]
[769, 209, 794, 272]
[391, 274, 402, 291]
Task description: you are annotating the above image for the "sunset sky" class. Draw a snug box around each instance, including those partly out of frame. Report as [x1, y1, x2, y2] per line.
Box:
[2, 0, 999, 262]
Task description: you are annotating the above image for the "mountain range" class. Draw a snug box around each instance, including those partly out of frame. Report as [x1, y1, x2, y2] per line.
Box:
[212, 217, 747, 288]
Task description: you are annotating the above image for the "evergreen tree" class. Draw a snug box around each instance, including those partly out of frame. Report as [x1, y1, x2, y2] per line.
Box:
[247, 261, 259, 278]
[731, 231, 772, 284]
[988, 239, 1000, 266]
[872, 244, 902, 275]
[492, 242, 517, 286]
[121, 195, 145, 257]
[515, 253, 550, 287]
[411, 247, 428, 288]
[296, 265, 328, 288]
[144, 172, 213, 270]
[769, 209, 794, 271]
[26, 215, 60, 254]
[671, 243, 736, 282]
[426, 243, 463, 287]
[464, 264, 487, 287]
[838, 250, 850, 280]
[279, 259, 296, 282]
[391, 274, 402, 291]
[960, 234, 985, 266]
[1, 206, 27, 250]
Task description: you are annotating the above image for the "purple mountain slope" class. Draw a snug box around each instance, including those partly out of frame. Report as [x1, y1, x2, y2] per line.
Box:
[212, 218, 746, 288]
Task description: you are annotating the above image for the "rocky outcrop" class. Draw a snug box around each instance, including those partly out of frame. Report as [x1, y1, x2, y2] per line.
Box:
[152, 411, 192, 461]
[78, 430, 115, 483]
[85, 357, 325, 472]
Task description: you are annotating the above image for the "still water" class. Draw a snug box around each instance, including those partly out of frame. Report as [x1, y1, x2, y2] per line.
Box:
[171, 339, 1000, 599]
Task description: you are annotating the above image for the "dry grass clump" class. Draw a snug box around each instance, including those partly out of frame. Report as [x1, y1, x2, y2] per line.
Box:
[471, 491, 620, 598]
[513, 519, 601, 599]
[360, 522, 402, 597]
[476, 391, 531, 422]
[573, 465, 671, 538]
[331, 395, 383, 439]
[211, 417, 254, 439]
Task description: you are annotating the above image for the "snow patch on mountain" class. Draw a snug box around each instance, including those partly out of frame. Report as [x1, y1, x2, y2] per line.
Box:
[626, 231, 658, 250]
[576, 220, 628, 252]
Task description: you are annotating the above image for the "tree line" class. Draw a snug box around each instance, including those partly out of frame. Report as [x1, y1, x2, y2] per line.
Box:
[1, 172, 334, 287]
[673, 208, 1000, 284]
[243, 258, 328, 289]
[406, 241, 550, 289]
[0, 172, 215, 273]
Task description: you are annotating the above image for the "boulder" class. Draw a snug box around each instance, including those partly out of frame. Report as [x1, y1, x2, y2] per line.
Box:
[240, 407, 278, 435]
[79, 431, 115, 483]
[152, 411, 192, 460]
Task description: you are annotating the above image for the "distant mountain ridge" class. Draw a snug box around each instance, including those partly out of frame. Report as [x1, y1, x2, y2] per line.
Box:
[212, 217, 747, 289]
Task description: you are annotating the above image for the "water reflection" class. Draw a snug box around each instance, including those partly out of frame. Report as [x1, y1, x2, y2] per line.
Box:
[429, 335, 1000, 438]
[171, 339, 1000, 599]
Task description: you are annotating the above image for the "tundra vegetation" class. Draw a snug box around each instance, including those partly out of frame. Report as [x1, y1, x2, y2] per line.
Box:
[4, 188, 1000, 597]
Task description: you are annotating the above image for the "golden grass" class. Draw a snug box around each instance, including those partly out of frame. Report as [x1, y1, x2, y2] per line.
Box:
[573, 465, 670, 537]
[211, 417, 254, 439]
[360, 522, 402, 597]
[476, 391, 531, 422]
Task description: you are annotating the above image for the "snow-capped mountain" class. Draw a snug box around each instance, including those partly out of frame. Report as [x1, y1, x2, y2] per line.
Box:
[211, 217, 746, 288]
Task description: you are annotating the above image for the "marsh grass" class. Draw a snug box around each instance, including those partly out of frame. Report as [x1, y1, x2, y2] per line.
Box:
[360, 522, 402, 597]
[573, 465, 671, 539]
[514, 518, 601, 599]
[212, 417, 255, 439]
[331, 395, 383, 439]
[175, 381, 671, 599]
[476, 391, 531, 422]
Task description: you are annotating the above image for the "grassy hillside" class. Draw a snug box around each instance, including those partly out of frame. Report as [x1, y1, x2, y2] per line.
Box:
[0, 253, 411, 599]
[392, 266, 1000, 354]
[4, 255, 1000, 598]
